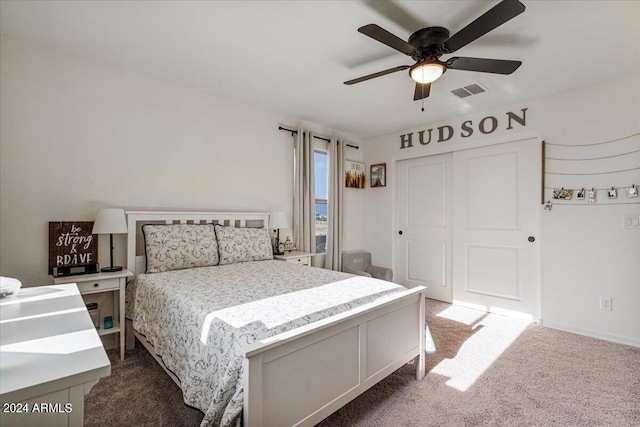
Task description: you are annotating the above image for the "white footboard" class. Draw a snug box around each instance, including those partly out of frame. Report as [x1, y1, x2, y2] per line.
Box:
[243, 286, 426, 427]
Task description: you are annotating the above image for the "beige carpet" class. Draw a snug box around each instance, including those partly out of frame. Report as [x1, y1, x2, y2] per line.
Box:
[85, 300, 640, 426]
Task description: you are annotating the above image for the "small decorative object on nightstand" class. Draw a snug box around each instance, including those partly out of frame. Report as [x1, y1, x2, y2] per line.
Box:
[274, 251, 312, 266]
[92, 208, 127, 272]
[104, 316, 113, 329]
[86, 302, 100, 329]
[54, 269, 132, 360]
[284, 236, 294, 252]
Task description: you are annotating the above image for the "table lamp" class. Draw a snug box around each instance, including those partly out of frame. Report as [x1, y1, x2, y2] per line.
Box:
[269, 211, 289, 255]
[92, 208, 127, 272]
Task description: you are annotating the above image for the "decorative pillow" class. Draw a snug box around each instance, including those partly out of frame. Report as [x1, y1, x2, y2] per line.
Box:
[142, 224, 219, 273]
[215, 225, 273, 265]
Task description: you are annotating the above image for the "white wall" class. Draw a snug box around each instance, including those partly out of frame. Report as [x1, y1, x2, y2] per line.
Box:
[0, 37, 364, 285]
[363, 73, 640, 346]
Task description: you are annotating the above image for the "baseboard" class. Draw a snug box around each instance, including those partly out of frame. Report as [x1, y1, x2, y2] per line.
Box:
[540, 319, 640, 348]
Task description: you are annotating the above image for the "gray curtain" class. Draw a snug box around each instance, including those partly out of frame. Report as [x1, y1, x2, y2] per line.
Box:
[293, 129, 316, 254]
[325, 137, 344, 271]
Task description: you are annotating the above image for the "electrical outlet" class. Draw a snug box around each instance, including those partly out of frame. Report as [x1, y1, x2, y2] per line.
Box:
[600, 297, 612, 311]
[622, 216, 640, 229]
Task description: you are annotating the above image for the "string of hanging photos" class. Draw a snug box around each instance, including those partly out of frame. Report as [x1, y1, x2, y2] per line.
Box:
[541, 132, 640, 209]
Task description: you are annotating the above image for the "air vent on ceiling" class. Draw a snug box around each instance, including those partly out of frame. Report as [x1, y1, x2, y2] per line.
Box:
[451, 83, 487, 98]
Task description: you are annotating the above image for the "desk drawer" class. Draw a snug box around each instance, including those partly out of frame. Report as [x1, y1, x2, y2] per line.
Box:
[78, 278, 119, 293]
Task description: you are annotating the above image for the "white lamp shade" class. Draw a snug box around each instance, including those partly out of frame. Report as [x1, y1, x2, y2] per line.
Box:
[268, 211, 289, 229]
[92, 208, 127, 234]
[410, 62, 445, 84]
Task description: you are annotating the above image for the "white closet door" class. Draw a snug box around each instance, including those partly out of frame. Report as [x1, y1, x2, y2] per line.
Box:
[397, 153, 453, 302]
[452, 138, 540, 320]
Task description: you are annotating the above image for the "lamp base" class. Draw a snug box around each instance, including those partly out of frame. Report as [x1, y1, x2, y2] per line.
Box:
[273, 235, 284, 255]
[101, 266, 123, 273]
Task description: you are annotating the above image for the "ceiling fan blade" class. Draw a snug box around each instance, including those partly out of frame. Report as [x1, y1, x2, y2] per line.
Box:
[414, 82, 431, 100]
[443, 0, 525, 53]
[358, 24, 417, 56]
[362, 0, 426, 34]
[447, 57, 522, 74]
[344, 65, 410, 85]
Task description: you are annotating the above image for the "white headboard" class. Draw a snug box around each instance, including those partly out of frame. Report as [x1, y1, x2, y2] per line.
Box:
[126, 210, 270, 276]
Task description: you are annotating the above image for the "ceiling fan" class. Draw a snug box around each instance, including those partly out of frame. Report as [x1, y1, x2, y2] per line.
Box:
[344, 0, 526, 102]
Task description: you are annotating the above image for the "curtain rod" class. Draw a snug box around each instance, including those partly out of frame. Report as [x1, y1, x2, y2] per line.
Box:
[278, 126, 359, 149]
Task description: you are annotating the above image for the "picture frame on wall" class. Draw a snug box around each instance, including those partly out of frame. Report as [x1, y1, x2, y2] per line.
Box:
[370, 163, 386, 188]
[345, 160, 366, 189]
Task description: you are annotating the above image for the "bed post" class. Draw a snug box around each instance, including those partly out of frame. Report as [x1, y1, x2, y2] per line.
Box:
[416, 290, 426, 380]
[126, 211, 137, 275]
[243, 354, 262, 427]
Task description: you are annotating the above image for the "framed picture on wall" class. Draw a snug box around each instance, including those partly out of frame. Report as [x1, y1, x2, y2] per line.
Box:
[345, 160, 366, 189]
[370, 163, 386, 187]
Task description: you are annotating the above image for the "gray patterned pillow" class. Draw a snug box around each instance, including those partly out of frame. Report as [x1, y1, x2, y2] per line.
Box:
[143, 224, 219, 273]
[215, 225, 273, 265]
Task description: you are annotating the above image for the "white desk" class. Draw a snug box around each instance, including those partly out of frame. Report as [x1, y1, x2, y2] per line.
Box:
[0, 284, 111, 427]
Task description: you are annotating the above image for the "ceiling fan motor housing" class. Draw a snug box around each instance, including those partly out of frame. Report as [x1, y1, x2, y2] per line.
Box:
[408, 26, 451, 61]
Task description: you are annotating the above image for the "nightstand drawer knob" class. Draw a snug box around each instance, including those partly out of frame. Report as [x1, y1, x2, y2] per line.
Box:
[94, 283, 99, 288]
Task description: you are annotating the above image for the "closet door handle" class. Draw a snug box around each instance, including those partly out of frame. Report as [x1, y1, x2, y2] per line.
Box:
[398, 230, 403, 235]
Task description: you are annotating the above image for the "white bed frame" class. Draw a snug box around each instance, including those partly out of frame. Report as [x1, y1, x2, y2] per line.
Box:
[125, 210, 427, 427]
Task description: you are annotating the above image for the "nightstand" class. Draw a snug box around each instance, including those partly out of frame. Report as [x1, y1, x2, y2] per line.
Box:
[54, 269, 132, 360]
[273, 251, 312, 266]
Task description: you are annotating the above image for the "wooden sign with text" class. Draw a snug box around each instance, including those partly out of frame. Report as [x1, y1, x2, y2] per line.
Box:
[48, 221, 98, 274]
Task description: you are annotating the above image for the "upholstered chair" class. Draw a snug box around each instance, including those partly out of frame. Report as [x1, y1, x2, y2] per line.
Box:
[342, 251, 393, 282]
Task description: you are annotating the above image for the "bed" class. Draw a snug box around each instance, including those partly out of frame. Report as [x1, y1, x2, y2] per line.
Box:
[125, 211, 427, 427]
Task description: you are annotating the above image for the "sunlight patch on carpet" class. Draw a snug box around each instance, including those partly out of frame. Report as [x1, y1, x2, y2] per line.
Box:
[436, 304, 486, 325]
[431, 308, 529, 391]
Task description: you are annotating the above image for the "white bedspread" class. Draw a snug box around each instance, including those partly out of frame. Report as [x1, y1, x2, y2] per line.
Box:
[126, 260, 405, 427]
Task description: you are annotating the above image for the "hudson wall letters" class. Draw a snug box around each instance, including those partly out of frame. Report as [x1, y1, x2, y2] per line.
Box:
[400, 108, 528, 149]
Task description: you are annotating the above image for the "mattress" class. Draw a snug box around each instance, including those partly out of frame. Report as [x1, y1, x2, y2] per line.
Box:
[126, 260, 405, 427]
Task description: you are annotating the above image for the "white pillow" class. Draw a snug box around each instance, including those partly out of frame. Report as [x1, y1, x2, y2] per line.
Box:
[215, 225, 273, 265]
[143, 224, 218, 273]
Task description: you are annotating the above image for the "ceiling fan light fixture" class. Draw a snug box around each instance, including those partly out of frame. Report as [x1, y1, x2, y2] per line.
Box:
[409, 61, 445, 84]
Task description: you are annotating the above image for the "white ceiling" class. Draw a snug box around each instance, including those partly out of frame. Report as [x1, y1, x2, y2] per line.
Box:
[1, 1, 639, 139]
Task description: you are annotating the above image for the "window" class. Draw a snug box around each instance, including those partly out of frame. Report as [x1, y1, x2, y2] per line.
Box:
[314, 150, 328, 253]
